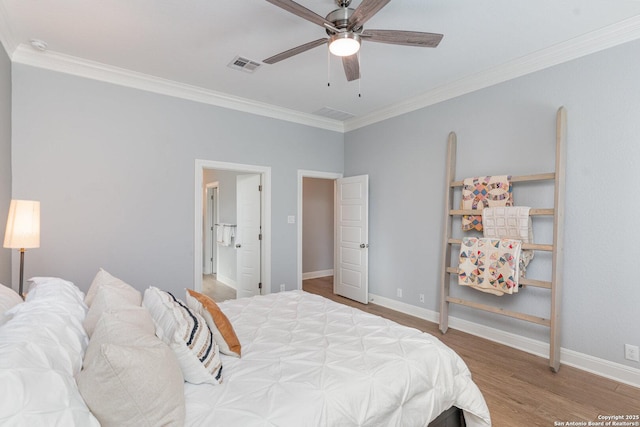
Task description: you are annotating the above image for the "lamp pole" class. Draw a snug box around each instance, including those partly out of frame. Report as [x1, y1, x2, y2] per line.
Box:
[19, 248, 25, 299]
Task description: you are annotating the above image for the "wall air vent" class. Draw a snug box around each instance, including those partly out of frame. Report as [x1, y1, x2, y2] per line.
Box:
[228, 56, 262, 73]
[313, 107, 355, 121]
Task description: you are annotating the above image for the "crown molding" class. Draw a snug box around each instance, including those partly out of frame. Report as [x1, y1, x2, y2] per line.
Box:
[344, 14, 640, 132]
[11, 45, 345, 133]
[6, 14, 640, 133]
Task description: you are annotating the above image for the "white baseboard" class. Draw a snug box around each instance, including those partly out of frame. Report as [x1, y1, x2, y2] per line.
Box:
[368, 293, 439, 323]
[302, 269, 333, 280]
[368, 292, 640, 389]
[216, 275, 237, 290]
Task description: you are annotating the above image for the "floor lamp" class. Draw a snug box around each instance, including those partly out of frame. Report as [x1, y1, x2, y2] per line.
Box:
[3, 200, 40, 298]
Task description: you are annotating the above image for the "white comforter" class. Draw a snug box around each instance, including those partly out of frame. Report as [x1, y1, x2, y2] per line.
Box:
[185, 291, 491, 426]
[0, 278, 100, 426]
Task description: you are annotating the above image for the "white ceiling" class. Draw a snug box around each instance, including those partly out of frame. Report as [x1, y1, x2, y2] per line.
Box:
[2, 0, 640, 130]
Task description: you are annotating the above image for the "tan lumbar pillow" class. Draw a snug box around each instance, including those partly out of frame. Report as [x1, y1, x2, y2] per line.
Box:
[185, 289, 241, 357]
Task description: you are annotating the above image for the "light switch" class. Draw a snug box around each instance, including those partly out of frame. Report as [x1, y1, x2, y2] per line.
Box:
[287, 215, 295, 224]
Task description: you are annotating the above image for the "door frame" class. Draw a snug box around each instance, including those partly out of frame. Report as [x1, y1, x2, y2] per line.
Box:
[204, 182, 219, 275]
[195, 159, 271, 294]
[296, 169, 343, 290]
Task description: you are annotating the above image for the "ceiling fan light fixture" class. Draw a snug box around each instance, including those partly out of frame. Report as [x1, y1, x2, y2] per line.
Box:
[329, 32, 360, 57]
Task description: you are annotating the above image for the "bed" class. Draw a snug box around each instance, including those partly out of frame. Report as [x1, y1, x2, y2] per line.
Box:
[0, 273, 491, 426]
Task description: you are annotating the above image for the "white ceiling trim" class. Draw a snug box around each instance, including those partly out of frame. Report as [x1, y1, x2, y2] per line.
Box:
[10, 45, 345, 133]
[4, 15, 640, 133]
[344, 15, 640, 132]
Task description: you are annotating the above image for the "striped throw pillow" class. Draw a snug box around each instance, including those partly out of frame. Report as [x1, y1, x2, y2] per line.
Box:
[143, 287, 222, 385]
[167, 292, 223, 384]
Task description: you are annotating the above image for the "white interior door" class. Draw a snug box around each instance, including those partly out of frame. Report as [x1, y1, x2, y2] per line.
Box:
[334, 175, 369, 304]
[236, 174, 262, 298]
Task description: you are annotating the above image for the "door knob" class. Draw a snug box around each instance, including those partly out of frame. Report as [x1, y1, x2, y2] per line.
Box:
[235, 244, 241, 248]
[360, 243, 368, 248]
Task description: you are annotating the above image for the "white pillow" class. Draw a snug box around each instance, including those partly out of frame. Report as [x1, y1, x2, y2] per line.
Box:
[84, 268, 141, 307]
[0, 278, 99, 426]
[1, 368, 100, 426]
[27, 277, 87, 305]
[77, 320, 185, 427]
[84, 307, 156, 355]
[16, 277, 89, 375]
[143, 286, 223, 385]
[83, 285, 142, 337]
[0, 284, 23, 326]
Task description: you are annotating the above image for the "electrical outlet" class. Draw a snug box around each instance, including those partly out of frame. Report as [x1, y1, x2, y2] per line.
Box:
[419, 294, 425, 303]
[625, 344, 640, 362]
[280, 284, 286, 292]
[397, 288, 402, 298]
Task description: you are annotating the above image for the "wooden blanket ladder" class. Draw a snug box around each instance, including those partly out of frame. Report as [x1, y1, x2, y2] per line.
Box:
[439, 106, 567, 372]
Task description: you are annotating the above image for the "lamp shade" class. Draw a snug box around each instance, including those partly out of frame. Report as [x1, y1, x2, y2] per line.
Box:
[3, 200, 40, 249]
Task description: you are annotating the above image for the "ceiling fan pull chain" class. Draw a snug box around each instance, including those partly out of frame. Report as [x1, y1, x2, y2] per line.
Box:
[327, 47, 331, 87]
[358, 52, 362, 98]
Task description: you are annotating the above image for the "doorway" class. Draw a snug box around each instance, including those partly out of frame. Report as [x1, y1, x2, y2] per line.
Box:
[298, 170, 370, 304]
[297, 170, 342, 290]
[194, 160, 271, 297]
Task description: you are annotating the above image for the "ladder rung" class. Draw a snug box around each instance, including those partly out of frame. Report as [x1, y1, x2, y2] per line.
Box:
[447, 238, 553, 252]
[450, 172, 555, 187]
[449, 208, 554, 216]
[520, 277, 552, 289]
[446, 267, 552, 289]
[445, 296, 551, 326]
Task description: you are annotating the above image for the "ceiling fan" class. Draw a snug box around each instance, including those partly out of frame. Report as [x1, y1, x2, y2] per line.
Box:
[262, 0, 443, 82]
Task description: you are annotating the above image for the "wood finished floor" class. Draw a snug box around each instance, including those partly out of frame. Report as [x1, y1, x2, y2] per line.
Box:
[202, 274, 236, 302]
[303, 276, 640, 426]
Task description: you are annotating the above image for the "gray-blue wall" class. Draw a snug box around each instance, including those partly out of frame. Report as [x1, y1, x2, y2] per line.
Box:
[10, 64, 344, 295]
[7, 38, 640, 371]
[0, 46, 11, 287]
[344, 39, 640, 368]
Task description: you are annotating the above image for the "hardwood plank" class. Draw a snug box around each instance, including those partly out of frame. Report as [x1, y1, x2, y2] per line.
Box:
[303, 276, 640, 424]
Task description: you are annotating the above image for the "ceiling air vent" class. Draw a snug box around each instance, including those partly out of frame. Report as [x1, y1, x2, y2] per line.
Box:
[228, 56, 262, 73]
[313, 107, 355, 121]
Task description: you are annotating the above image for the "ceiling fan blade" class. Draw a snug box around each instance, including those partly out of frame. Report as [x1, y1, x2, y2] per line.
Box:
[347, 0, 391, 31]
[361, 29, 443, 47]
[263, 38, 328, 64]
[265, 0, 334, 29]
[342, 54, 360, 82]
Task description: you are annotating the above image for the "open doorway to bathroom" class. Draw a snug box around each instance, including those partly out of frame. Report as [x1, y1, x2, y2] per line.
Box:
[194, 160, 271, 301]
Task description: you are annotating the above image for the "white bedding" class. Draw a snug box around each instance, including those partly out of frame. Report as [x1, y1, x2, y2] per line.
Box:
[0, 278, 100, 426]
[185, 291, 491, 427]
